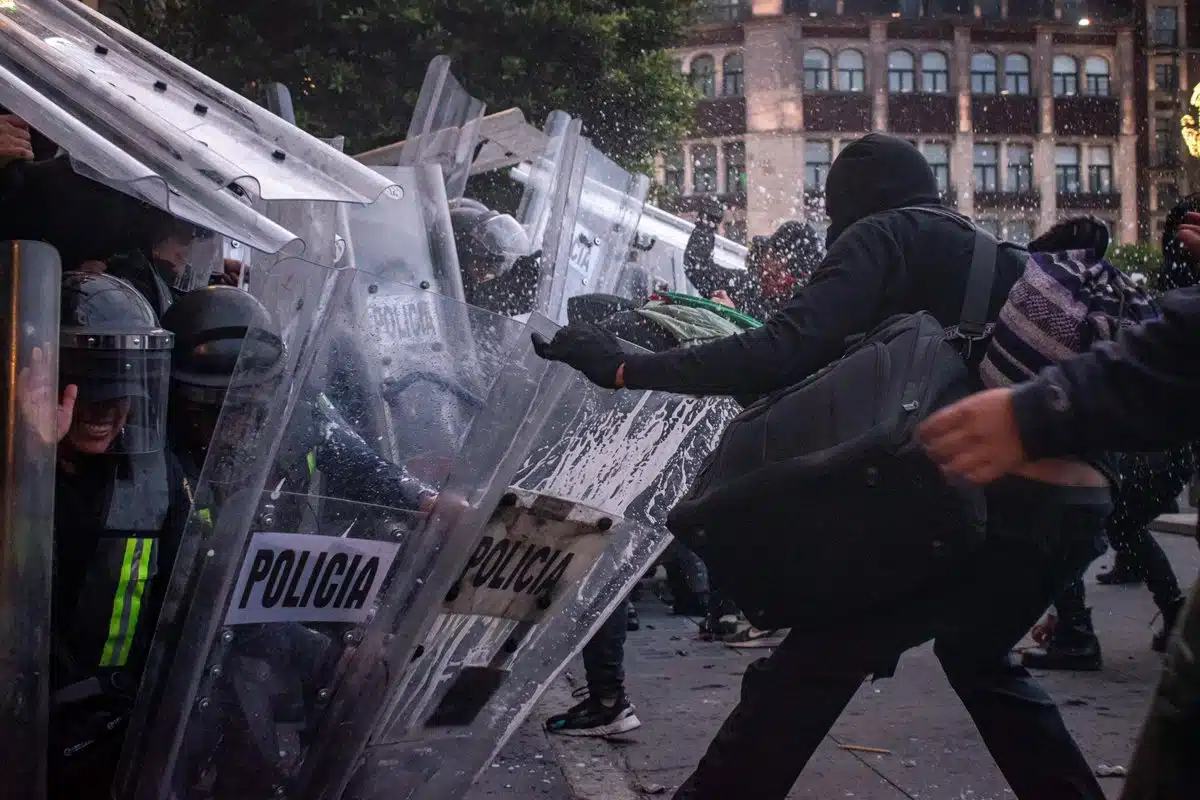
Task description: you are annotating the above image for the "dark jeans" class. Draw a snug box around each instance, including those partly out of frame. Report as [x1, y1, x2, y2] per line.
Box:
[673, 478, 1111, 800]
[1057, 457, 1188, 619]
[582, 597, 629, 697]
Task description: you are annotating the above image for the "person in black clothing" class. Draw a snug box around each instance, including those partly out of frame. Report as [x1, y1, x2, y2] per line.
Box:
[683, 199, 822, 321]
[533, 133, 1109, 800]
[1019, 210, 1197, 670]
[920, 212, 1200, 800]
[40, 272, 191, 800]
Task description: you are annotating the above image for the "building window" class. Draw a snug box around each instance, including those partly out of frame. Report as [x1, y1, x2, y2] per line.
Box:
[804, 140, 833, 192]
[1158, 183, 1180, 210]
[1155, 116, 1179, 165]
[977, 218, 1001, 237]
[1055, 145, 1081, 193]
[1007, 220, 1034, 245]
[690, 55, 716, 98]
[724, 141, 746, 194]
[663, 148, 684, 196]
[896, 0, 922, 17]
[888, 50, 916, 93]
[697, 0, 749, 23]
[1004, 54, 1031, 95]
[974, 143, 999, 192]
[723, 219, 747, 245]
[921, 142, 950, 194]
[1156, 63, 1179, 91]
[970, 52, 997, 95]
[803, 48, 832, 91]
[1088, 145, 1113, 194]
[1153, 7, 1179, 47]
[723, 52, 744, 97]
[837, 49, 866, 92]
[922, 51, 950, 93]
[978, 0, 1002, 17]
[1052, 55, 1078, 97]
[1007, 144, 1033, 192]
[692, 145, 718, 193]
[1084, 57, 1110, 97]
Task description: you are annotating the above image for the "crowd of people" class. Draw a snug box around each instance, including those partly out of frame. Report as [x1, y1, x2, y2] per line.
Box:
[5, 93, 1199, 799]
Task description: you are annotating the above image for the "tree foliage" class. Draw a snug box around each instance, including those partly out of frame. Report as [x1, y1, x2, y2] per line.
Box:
[1109, 243, 1164, 289]
[114, 0, 697, 172]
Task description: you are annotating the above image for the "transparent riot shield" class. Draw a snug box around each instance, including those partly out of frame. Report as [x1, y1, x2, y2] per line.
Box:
[355, 57, 485, 202]
[337, 314, 742, 800]
[630, 203, 750, 296]
[514, 111, 587, 269]
[343, 165, 465, 301]
[528, 141, 651, 324]
[115, 264, 540, 800]
[0, 241, 62, 800]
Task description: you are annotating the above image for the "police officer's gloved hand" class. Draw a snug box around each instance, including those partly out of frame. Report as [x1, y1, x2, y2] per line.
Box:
[531, 324, 625, 389]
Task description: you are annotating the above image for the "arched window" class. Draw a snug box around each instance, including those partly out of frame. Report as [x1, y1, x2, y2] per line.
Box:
[1004, 53, 1031, 95]
[1085, 56, 1110, 97]
[837, 49, 866, 92]
[1052, 55, 1079, 96]
[921, 51, 949, 93]
[690, 54, 716, 98]
[970, 52, 997, 95]
[723, 52, 744, 96]
[802, 48, 832, 91]
[888, 50, 915, 93]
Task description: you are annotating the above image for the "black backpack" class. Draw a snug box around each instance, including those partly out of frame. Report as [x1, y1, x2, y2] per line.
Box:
[666, 214, 998, 630]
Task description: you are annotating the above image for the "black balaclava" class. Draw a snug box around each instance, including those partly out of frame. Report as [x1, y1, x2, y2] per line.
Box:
[1161, 194, 1200, 291]
[823, 133, 941, 248]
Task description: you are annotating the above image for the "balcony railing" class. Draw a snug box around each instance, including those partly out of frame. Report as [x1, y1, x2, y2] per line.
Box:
[695, 0, 749, 24]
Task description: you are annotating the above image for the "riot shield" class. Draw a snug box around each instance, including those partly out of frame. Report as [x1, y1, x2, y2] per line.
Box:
[355, 57, 485, 201]
[0, 0, 394, 255]
[631, 203, 750, 295]
[0, 241, 62, 800]
[115, 263, 538, 800]
[521, 142, 651, 324]
[336, 314, 742, 800]
[343, 165, 465, 301]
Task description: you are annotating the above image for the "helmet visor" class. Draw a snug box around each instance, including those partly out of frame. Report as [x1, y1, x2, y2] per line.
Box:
[165, 232, 224, 294]
[59, 338, 173, 455]
[469, 214, 532, 275]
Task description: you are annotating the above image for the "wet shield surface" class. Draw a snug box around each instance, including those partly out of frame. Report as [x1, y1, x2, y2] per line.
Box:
[339, 314, 741, 800]
[0, 241, 62, 800]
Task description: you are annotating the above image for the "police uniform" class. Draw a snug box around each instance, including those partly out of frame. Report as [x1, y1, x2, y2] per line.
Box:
[49, 272, 183, 800]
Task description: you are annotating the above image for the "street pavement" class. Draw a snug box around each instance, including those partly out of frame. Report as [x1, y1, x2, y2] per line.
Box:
[468, 532, 1199, 799]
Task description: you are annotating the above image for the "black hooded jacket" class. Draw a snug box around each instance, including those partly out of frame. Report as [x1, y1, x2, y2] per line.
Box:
[622, 134, 1028, 396]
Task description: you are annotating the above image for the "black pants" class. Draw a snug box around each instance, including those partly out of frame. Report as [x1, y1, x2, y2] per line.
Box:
[582, 597, 629, 697]
[673, 478, 1111, 800]
[1057, 453, 1190, 619]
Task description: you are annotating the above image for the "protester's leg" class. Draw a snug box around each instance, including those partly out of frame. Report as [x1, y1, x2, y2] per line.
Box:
[546, 598, 641, 736]
[937, 479, 1110, 800]
[673, 632, 867, 800]
[1021, 576, 1103, 671]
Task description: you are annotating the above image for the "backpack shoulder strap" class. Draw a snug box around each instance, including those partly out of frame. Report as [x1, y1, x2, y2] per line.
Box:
[891, 205, 999, 337]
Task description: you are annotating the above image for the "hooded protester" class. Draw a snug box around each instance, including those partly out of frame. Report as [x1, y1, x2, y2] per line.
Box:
[683, 200, 821, 320]
[534, 133, 1110, 800]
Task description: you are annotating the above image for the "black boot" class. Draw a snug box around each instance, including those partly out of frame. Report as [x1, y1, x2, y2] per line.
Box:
[1022, 609, 1103, 671]
[1097, 557, 1141, 586]
[1152, 596, 1186, 653]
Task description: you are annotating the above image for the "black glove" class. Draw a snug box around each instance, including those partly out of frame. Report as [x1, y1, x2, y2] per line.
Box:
[530, 323, 626, 389]
[1028, 215, 1110, 258]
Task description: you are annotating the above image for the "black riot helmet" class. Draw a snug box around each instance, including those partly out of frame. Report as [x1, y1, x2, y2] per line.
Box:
[59, 271, 173, 455]
[161, 285, 285, 407]
[449, 199, 533, 285]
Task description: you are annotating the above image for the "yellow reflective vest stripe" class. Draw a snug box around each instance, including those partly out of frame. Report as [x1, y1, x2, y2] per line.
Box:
[99, 537, 155, 668]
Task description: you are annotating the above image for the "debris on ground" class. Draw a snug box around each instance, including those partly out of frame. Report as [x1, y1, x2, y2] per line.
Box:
[1095, 764, 1127, 778]
[839, 744, 892, 755]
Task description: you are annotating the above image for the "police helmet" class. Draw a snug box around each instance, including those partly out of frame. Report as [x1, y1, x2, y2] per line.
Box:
[59, 271, 173, 454]
[449, 200, 533, 282]
[161, 285, 285, 407]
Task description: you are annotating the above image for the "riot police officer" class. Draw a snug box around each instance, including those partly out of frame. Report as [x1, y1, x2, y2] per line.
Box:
[450, 198, 542, 316]
[45, 271, 190, 800]
[161, 285, 437, 520]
